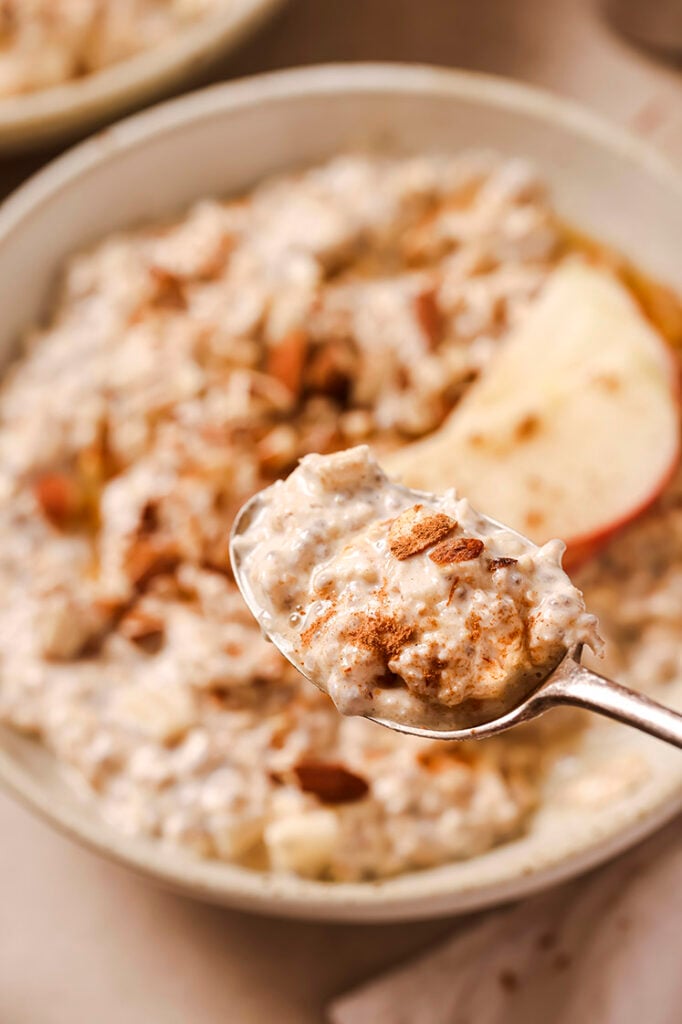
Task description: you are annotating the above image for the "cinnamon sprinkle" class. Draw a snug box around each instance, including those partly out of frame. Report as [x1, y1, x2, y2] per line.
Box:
[343, 613, 414, 660]
[466, 610, 482, 644]
[423, 655, 446, 690]
[300, 606, 335, 648]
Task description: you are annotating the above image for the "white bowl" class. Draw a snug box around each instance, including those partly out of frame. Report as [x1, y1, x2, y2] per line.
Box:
[0, 64, 680, 922]
[0, 0, 285, 151]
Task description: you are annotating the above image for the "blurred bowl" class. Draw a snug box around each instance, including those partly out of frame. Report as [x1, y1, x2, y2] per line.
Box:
[605, 0, 682, 57]
[0, 64, 680, 921]
[0, 0, 285, 151]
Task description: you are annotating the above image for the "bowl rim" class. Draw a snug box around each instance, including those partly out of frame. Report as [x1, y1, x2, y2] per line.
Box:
[0, 62, 681, 921]
[0, 0, 286, 147]
[1, 59, 681, 198]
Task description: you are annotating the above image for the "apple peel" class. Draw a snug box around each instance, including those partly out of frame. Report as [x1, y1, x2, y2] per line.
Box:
[385, 260, 680, 565]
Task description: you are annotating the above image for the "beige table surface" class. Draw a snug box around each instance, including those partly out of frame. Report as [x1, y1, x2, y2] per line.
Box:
[1, 2, 680, 1022]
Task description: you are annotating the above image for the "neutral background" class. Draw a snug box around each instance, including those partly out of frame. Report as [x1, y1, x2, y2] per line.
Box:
[1, 2, 681, 1022]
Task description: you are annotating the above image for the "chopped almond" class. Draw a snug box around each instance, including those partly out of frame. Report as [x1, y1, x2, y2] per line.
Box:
[414, 286, 445, 349]
[266, 330, 308, 398]
[488, 557, 518, 571]
[429, 537, 484, 565]
[304, 340, 354, 398]
[388, 504, 457, 560]
[416, 746, 474, 772]
[514, 414, 541, 441]
[137, 501, 160, 536]
[446, 576, 460, 605]
[124, 539, 180, 589]
[33, 472, 83, 528]
[149, 266, 186, 311]
[119, 608, 165, 653]
[293, 761, 369, 804]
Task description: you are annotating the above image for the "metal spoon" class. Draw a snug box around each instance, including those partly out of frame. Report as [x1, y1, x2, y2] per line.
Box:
[230, 491, 682, 749]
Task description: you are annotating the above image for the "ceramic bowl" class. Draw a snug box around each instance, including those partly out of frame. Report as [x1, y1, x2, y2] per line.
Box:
[0, 0, 285, 151]
[0, 64, 680, 921]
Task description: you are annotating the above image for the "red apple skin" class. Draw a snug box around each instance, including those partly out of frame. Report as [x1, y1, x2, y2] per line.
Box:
[563, 349, 681, 572]
[564, 441, 680, 570]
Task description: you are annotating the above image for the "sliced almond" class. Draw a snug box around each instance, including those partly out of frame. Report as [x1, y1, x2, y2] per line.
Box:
[430, 537, 484, 565]
[388, 504, 457, 560]
[293, 761, 369, 804]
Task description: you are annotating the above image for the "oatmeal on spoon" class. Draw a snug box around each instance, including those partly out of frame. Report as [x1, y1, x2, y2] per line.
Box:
[231, 447, 682, 746]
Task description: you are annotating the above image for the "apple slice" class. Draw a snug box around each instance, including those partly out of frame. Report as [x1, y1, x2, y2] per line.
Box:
[384, 260, 680, 566]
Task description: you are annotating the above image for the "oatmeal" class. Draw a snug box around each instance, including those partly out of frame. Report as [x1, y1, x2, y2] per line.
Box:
[0, 0, 227, 98]
[234, 446, 601, 728]
[0, 152, 678, 881]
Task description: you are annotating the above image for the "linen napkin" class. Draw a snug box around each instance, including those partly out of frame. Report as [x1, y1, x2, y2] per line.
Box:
[328, 818, 682, 1024]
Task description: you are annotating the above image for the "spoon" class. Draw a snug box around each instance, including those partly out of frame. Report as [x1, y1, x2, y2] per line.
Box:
[230, 489, 682, 749]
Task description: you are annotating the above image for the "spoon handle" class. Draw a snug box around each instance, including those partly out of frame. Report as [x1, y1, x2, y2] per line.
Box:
[543, 658, 682, 749]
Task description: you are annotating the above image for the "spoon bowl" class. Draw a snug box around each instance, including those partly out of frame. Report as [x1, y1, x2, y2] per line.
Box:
[229, 478, 562, 730]
[230, 484, 682, 749]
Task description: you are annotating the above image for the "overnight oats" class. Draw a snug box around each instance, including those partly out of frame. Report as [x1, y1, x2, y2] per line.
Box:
[0, 0, 228, 98]
[0, 152, 680, 881]
[233, 446, 602, 729]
